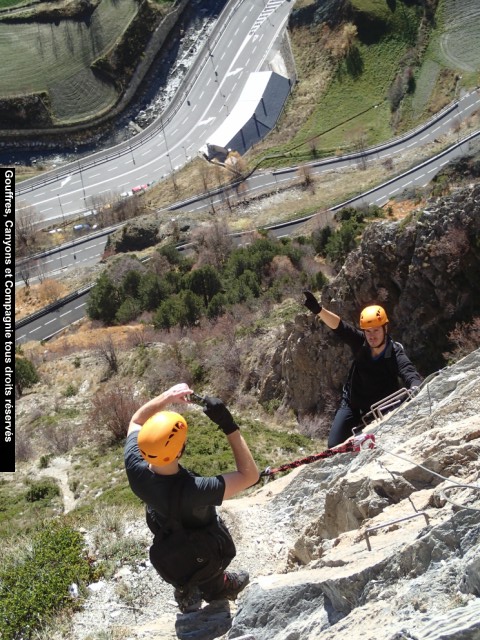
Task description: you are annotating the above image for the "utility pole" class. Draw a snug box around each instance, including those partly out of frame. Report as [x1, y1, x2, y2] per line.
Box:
[160, 118, 177, 189]
[56, 194, 65, 271]
[78, 160, 87, 208]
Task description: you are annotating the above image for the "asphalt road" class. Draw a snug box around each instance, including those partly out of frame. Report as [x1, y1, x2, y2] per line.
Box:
[15, 0, 292, 224]
[16, 88, 480, 287]
[15, 125, 480, 345]
[13, 0, 480, 342]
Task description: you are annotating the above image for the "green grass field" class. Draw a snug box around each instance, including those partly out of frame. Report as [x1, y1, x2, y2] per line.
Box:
[253, 2, 422, 166]
[0, 0, 138, 123]
[0, 0, 27, 7]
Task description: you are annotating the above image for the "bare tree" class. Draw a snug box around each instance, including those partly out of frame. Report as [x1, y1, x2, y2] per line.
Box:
[191, 220, 234, 270]
[97, 336, 119, 376]
[198, 161, 212, 192]
[15, 201, 39, 257]
[298, 164, 315, 192]
[352, 132, 368, 170]
[17, 258, 34, 289]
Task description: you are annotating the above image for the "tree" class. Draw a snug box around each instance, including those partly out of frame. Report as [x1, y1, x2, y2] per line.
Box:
[207, 292, 228, 319]
[153, 297, 182, 331]
[177, 290, 203, 327]
[121, 270, 142, 299]
[115, 297, 142, 324]
[15, 201, 39, 258]
[191, 221, 234, 270]
[86, 273, 121, 324]
[96, 336, 119, 375]
[186, 265, 222, 307]
[15, 356, 39, 396]
[138, 273, 170, 311]
[312, 225, 333, 256]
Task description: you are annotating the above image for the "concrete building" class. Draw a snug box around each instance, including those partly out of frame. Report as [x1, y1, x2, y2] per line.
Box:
[201, 71, 292, 160]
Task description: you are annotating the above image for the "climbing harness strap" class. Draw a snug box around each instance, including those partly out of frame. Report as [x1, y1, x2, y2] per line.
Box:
[260, 433, 375, 480]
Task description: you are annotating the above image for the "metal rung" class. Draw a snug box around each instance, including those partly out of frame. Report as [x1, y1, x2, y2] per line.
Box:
[364, 511, 430, 551]
[361, 388, 414, 428]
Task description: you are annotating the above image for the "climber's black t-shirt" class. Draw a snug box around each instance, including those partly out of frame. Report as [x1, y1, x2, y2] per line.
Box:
[124, 431, 225, 529]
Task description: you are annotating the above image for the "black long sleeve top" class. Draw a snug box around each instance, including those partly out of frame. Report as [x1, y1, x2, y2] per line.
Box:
[332, 320, 423, 412]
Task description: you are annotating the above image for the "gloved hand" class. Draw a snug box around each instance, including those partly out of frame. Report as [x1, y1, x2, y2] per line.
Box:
[203, 396, 239, 435]
[410, 385, 420, 396]
[303, 291, 322, 315]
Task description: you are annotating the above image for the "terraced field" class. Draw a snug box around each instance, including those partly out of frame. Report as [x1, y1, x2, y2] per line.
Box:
[439, 0, 480, 73]
[0, 0, 138, 123]
[411, 0, 480, 119]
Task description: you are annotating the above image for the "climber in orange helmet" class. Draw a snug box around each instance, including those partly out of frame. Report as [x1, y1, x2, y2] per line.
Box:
[124, 383, 259, 614]
[303, 293, 423, 447]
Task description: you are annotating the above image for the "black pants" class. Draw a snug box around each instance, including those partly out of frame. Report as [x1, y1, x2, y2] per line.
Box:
[328, 399, 362, 448]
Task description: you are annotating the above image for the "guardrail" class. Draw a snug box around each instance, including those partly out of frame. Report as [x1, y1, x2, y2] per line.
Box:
[15, 284, 93, 331]
[14, 0, 242, 200]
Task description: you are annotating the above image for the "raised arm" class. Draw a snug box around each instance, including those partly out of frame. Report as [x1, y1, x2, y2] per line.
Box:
[203, 396, 259, 499]
[303, 291, 341, 329]
[128, 383, 193, 435]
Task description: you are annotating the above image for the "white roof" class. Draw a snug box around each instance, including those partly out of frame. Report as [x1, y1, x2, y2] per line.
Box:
[207, 72, 274, 148]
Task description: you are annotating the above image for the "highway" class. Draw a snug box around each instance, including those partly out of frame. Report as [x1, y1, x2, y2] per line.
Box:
[16, 87, 480, 286]
[13, 0, 480, 341]
[15, 126, 480, 345]
[15, 0, 293, 224]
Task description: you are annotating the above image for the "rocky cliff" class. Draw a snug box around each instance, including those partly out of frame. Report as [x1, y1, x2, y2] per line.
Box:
[67, 349, 480, 640]
[224, 349, 480, 640]
[253, 183, 480, 435]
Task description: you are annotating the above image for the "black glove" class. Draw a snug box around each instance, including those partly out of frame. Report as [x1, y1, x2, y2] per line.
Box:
[303, 291, 322, 315]
[203, 396, 239, 435]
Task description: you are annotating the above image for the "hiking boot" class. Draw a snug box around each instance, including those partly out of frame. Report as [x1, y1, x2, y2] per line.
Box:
[174, 586, 203, 613]
[212, 570, 250, 601]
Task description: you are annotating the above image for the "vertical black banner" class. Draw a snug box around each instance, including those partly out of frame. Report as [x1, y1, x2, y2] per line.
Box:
[2, 168, 15, 472]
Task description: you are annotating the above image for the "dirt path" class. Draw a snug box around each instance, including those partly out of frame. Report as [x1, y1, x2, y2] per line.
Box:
[38, 456, 77, 513]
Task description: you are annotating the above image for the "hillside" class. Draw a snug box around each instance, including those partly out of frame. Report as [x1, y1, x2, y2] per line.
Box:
[8, 177, 480, 638]
[9, 348, 480, 640]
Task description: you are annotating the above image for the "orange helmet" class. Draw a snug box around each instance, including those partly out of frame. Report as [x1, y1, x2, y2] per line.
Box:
[138, 411, 188, 465]
[359, 305, 389, 329]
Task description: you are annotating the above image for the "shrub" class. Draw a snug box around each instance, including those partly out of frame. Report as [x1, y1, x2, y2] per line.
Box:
[312, 225, 333, 256]
[86, 273, 121, 323]
[25, 478, 60, 503]
[62, 383, 78, 397]
[0, 522, 91, 640]
[443, 318, 480, 363]
[15, 356, 39, 396]
[88, 385, 145, 442]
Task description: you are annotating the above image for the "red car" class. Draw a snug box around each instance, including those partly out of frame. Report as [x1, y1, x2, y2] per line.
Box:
[131, 184, 148, 194]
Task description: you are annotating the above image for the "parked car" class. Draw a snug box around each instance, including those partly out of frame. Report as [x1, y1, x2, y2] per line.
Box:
[131, 184, 148, 193]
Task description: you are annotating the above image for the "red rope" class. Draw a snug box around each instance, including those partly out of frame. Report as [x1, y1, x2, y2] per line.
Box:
[261, 434, 375, 478]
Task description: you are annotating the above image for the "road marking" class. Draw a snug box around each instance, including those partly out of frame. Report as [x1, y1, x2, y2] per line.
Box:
[44, 319, 56, 326]
[59, 310, 72, 318]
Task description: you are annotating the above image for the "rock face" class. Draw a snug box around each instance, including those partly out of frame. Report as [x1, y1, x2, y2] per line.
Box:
[255, 184, 480, 433]
[63, 350, 480, 640]
[226, 349, 480, 640]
